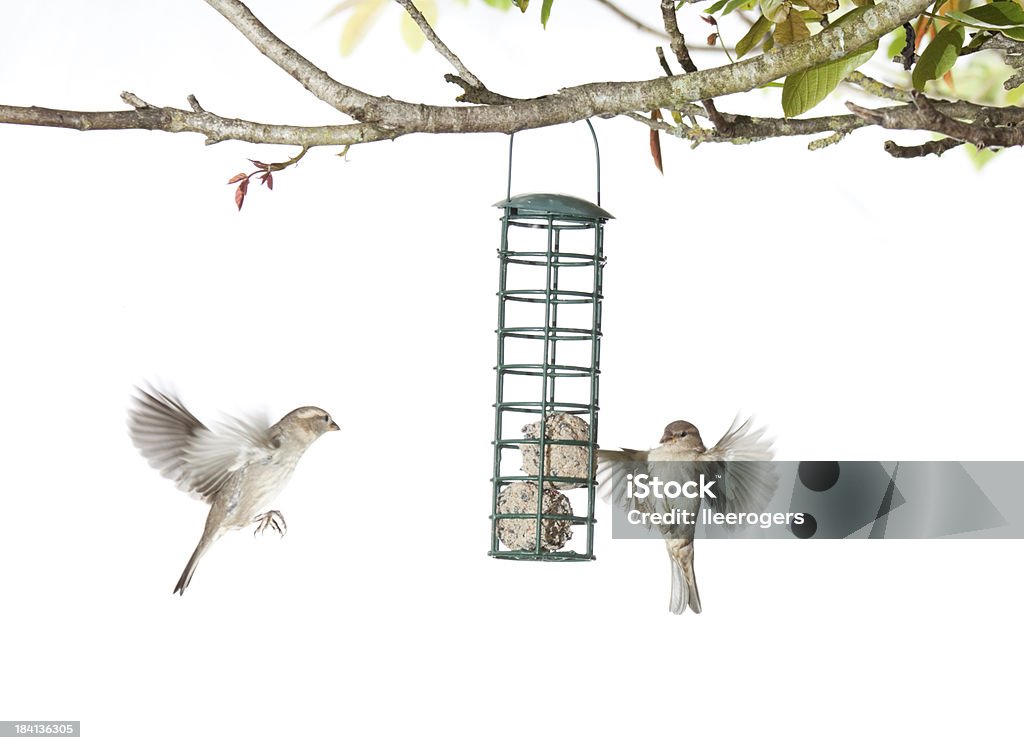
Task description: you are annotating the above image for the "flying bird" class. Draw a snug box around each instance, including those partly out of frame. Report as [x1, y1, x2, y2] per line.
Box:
[127, 385, 339, 595]
[598, 417, 776, 614]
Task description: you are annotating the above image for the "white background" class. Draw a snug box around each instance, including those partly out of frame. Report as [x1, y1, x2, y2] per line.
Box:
[1, 1, 1022, 747]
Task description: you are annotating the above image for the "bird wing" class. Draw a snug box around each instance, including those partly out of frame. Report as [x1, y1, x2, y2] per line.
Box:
[128, 387, 274, 502]
[596, 447, 657, 522]
[696, 416, 778, 523]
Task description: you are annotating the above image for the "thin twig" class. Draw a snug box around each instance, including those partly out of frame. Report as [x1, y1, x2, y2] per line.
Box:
[443, 75, 520, 105]
[844, 71, 913, 103]
[847, 91, 1024, 148]
[808, 131, 848, 150]
[883, 137, 964, 157]
[121, 92, 151, 109]
[393, 0, 485, 90]
[659, 0, 730, 133]
[265, 145, 311, 171]
[656, 47, 674, 77]
[660, 1, 700, 76]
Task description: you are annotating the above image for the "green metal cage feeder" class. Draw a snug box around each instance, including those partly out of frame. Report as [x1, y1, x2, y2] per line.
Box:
[489, 122, 613, 562]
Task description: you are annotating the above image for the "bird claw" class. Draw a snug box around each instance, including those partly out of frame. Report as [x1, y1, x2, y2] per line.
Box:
[253, 510, 287, 538]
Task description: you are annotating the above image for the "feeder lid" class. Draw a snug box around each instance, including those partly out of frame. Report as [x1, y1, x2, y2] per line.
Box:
[495, 192, 614, 220]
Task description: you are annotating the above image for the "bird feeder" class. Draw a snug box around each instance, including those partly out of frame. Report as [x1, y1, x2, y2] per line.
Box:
[489, 122, 612, 561]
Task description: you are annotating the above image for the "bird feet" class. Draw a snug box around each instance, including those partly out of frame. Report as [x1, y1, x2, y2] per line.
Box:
[253, 510, 287, 538]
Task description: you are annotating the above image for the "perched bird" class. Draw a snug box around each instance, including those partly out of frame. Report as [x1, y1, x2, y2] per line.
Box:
[598, 418, 775, 614]
[127, 385, 339, 595]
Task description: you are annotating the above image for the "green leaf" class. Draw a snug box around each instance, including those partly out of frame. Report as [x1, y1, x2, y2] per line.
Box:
[782, 45, 876, 115]
[705, 0, 731, 13]
[775, 10, 810, 45]
[943, 5, 1024, 37]
[399, 0, 438, 51]
[912, 23, 964, 90]
[736, 14, 772, 57]
[943, 11, 987, 27]
[781, 7, 877, 116]
[512, 0, 529, 11]
[541, 0, 553, 26]
[964, 2, 1024, 27]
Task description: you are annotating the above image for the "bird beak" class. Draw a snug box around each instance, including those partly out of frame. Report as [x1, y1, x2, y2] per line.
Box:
[659, 431, 672, 444]
[328, 420, 340, 432]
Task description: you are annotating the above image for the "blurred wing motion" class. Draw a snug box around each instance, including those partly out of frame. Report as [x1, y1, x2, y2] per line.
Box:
[596, 447, 653, 517]
[128, 386, 275, 502]
[598, 444, 651, 504]
[698, 416, 778, 522]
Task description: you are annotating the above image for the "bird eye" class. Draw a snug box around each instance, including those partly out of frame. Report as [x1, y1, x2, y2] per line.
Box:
[324, 414, 330, 423]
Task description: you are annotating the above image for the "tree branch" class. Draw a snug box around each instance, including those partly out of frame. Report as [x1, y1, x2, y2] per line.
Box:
[0, 94, 394, 146]
[0, 0, 955, 150]
[196, 0, 934, 132]
[8, 86, 1018, 159]
[629, 95, 1024, 151]
[978, 35, 1024, 90]
[847, 91, 1024, 149]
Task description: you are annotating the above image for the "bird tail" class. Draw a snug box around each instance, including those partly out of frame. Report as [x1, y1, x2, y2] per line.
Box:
[668, 540, 702, 614]
[173, 539, 208, 596]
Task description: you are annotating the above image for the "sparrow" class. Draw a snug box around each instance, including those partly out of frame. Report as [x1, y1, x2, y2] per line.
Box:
[598, 417, 775, 614]
[127, 385, 339, 595]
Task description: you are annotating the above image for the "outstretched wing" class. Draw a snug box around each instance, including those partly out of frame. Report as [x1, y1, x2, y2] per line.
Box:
[697, 416, 778, 522]
[596, 447, 656, 521]
[128, 386, 274, 502]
